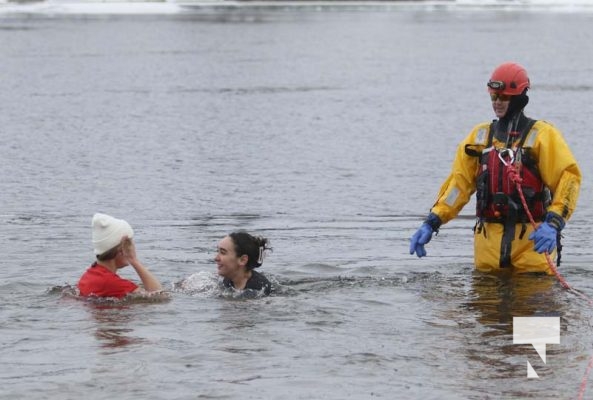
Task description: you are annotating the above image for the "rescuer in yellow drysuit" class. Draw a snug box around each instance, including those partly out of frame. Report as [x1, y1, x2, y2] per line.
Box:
[409, 62, 581, 274]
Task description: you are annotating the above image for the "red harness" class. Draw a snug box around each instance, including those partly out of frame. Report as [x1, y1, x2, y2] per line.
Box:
[473, 119, 549, 222]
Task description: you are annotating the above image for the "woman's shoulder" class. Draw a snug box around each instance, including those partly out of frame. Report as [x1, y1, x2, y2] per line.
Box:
[222, 277, 234, 288]
[246, 270, 271, 295]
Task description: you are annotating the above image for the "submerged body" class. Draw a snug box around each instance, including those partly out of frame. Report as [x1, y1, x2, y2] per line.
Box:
[222, 269, 272, 295]
[78, 262, 138, 298]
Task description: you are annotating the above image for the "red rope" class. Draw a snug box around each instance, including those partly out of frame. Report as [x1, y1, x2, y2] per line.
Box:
[505, 159, 593, 399]
[579, 355, 593, 400]
[507, 162, 593, 302]
[505, 161, 572, 289]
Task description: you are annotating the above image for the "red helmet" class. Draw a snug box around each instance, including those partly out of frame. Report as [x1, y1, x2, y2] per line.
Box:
[487, 62, 530, 96]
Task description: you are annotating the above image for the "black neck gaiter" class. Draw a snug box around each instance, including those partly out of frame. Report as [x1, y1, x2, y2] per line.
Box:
[494, 90, 530, 142]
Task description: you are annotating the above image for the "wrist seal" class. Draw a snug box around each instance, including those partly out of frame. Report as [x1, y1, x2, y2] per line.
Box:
[425, 213, 442, 233]
[545, 212, 565, 231]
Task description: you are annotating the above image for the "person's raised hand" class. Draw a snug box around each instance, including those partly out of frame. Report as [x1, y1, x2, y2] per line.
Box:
[120, 236, 138, 264]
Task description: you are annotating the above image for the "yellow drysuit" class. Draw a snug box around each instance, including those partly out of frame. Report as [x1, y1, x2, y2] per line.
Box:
[430, 119, 581, 274]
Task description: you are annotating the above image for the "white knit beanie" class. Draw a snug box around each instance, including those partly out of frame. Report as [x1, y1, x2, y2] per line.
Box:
[92, 213, 134, 255]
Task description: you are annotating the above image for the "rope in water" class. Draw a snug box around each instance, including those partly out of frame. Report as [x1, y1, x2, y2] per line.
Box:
[504, 155, 593, 399]
[579, 356, 593, 400]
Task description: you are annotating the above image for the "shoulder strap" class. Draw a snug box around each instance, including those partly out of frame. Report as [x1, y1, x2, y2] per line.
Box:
[464, 123, 494, 158]
[517, 118, 537, 149]
[464, 144, 482, 158]
[463, 119, 535, 157]
[487, 120, 496, 147]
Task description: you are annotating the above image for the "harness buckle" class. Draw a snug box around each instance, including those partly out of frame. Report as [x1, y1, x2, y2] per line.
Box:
[498, 148, 514, 166]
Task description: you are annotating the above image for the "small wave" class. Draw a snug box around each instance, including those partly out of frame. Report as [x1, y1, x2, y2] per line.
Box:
[49, 269, 574, 304]
[534, 84, 593, 93]
[276, 273, 411, 294]
[0, 1, 181, 16]
[55, 284, 171, 304]
[173, 271, 220, 295]
[173, 271, 271, 299]
[172, 270, 439, 297]
[3, 0, 593, 17]
[170, 85, 338, 95]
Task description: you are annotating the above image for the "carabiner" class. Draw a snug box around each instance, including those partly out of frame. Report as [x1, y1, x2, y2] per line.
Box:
[498, 148, 514, 166]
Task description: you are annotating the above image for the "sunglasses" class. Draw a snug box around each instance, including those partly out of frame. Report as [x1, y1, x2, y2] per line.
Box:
[490, 92, 512, 102]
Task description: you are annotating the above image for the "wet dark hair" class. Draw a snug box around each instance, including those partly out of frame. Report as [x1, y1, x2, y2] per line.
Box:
[228, 231, 272, 270]
[96, 245, 120, 262]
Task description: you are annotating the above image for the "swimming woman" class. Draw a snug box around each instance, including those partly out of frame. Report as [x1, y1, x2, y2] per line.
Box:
[215, 231, 272, 296]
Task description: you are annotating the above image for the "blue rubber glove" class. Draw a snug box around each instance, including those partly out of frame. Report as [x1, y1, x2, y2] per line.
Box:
[529, 222, 557, 254]
[410, 223, 433, 257]
[529, 212, 565, 254]
[410, 213, 441, 258]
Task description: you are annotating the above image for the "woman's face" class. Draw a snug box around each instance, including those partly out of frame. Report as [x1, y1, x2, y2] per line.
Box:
[215, 236, 246, 278]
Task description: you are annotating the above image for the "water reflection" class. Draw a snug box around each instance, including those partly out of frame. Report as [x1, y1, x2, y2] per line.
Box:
[86, 304, 148, 350]
[415, 268, 573, 392]
[462, 271, 568, 386]
[466, 271, 562, 332]
[58, 284, 168, 350]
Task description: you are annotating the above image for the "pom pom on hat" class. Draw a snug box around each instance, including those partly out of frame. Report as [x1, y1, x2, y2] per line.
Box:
[92, 213, 134, 255]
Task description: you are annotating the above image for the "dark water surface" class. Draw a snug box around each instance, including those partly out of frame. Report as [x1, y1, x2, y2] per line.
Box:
[1, 6, 593, 399]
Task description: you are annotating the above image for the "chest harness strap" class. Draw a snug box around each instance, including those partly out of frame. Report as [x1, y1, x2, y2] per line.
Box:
[470, 119, 539, 268]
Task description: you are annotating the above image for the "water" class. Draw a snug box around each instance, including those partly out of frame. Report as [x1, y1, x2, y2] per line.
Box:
[2, 3, 593, 399]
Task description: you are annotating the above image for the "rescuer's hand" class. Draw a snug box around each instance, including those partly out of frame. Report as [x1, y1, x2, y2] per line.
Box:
[409, 223, 434, 257]
[529, 222, 558, 254]
[409, 213, 441, 258]
[529, 212, 565, 254]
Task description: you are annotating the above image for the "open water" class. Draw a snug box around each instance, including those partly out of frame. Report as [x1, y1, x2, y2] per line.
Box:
[2, 2, 593, 399]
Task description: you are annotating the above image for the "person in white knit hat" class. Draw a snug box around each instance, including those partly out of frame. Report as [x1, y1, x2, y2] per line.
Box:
[78, 213, 162, 298]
